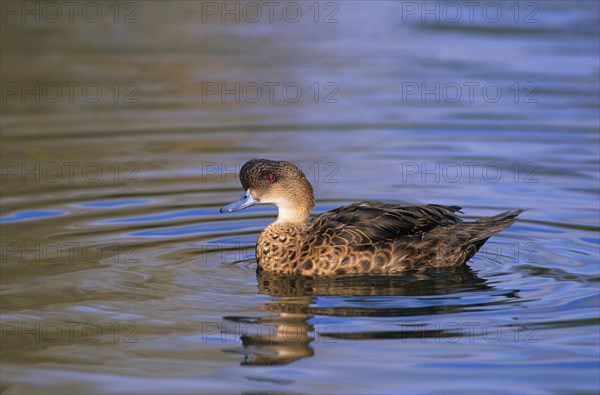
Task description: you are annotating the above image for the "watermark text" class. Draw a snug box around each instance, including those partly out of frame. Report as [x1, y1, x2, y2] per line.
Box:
[1, 242, 139, 264]
[1, 321, 139, 343]
[400, 161, 539, 183]
[200, 1, 339, 23]
[201, 161, 339, 184]
[1, 1, 139, 24]
[1, 161, 139, 184]
[400, 1, 539, 24]
[2, 82, 140, 104]
[401, 81, 539, 104]
[201, 82, 339, 104]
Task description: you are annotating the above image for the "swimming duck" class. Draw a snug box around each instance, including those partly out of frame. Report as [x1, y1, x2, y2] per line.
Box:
[220, 159, 523, 276]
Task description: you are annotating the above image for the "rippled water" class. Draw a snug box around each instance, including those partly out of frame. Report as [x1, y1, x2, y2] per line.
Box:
[1, 2, 599, 394]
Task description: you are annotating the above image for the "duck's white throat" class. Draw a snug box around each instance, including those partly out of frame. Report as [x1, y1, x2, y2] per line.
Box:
[275, 205, 300, 223]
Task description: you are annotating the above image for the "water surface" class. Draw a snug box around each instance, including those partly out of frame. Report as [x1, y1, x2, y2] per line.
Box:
[1, 2, 599, 394]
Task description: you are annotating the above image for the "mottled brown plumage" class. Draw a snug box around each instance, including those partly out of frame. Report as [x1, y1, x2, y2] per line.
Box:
[220, 159, 524, 275]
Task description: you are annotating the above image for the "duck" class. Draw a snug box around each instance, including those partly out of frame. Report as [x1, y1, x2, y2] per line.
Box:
[220, 159, 524, 276]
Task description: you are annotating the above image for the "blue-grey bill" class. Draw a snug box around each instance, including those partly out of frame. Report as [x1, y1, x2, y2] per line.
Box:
[220, 190, 258, 213]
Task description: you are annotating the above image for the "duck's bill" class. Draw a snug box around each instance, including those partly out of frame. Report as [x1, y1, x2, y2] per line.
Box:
[220, 190, 259, 213]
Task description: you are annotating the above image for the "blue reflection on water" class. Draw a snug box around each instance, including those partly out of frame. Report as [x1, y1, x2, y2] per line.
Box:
[0, 210, 64, 223]
[79, 199, 151, 208]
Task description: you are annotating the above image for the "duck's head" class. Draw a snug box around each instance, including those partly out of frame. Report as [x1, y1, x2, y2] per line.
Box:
[220, 159, 315, 223]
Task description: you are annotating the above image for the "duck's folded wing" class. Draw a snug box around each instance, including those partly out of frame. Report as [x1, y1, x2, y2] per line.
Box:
[309, 202, 462, 243]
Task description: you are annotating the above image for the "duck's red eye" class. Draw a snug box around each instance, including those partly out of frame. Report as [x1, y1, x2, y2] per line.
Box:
[266, 174, 276, 183]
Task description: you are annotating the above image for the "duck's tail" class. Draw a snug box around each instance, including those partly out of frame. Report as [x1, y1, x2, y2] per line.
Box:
[426, 209, 525, 266]
[468, 209, 525, 242]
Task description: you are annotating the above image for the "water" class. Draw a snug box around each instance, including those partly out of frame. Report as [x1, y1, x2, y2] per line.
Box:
[1, 1, 599, 394]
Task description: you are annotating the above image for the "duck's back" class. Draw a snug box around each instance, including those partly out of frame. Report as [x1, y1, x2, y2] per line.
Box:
[310, 202, 463, 241]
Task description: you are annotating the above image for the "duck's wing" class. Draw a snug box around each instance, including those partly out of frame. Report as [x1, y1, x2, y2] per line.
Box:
[309, 202, 462, 243]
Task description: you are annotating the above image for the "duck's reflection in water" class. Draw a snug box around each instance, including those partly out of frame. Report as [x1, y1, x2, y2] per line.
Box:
[224, 266, 516, 365]
[225, 294, 315, 365]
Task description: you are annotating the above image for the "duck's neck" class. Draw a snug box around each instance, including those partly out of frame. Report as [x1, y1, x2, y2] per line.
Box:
[275, 204, 311, 225]
[272, 180, 315, 225]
